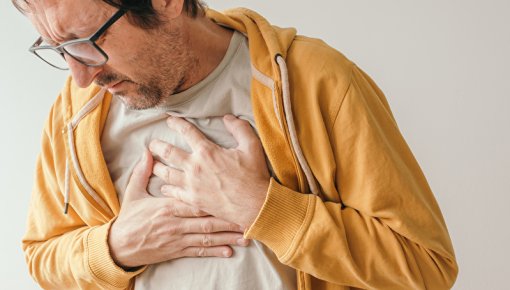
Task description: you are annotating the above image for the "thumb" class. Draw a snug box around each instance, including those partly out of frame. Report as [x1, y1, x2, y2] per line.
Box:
[124, 149, 153, 203]
[223, 114, 259, 152]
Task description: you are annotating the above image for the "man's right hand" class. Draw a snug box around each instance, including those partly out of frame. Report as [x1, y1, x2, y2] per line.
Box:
[108, 150, 249, 269]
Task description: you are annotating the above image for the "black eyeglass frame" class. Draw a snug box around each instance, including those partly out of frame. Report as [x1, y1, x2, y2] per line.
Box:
[28, 9, 127, 70]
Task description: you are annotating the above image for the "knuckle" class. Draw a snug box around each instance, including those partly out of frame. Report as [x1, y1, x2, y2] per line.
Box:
[180, 122, 194, 136]
[229, 223, 241, 232]
[166, 224, 180, 236]
[162, 144, 174, 160]
[201, 220, 213, 233]
[172, 190, 183, 202]
[196, 145, 213, 159]
[191, 163, 202, 176]
[239, 119, 251, 128]
[196, 247, 207, 257]
[165, 168, 173, 183]
[201, 234, 212, 246]
[191, 207, 203, 217]
[156, 207, 172, 218]
[169, 205, 180, 217]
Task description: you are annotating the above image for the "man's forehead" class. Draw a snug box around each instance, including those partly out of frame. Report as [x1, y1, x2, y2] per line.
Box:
[29, 0, 110, 41]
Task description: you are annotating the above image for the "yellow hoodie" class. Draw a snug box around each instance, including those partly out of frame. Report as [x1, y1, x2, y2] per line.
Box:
[22, 8, 458, 290]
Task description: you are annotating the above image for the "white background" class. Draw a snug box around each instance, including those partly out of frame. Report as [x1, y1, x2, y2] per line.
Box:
[1, 0, 509, 289]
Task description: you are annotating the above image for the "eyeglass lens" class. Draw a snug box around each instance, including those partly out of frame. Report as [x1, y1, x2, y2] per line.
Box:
[63, 42, 106, 65]
[34, 48, 68, 69]
[35, 41, 107, 69]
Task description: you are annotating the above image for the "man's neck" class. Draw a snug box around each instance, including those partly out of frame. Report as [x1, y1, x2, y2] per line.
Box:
[178, 16, 234, 92]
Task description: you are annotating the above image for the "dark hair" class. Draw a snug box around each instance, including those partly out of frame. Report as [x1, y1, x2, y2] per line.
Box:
[12, 0, 206, 29]
[102, 0, 206, 28]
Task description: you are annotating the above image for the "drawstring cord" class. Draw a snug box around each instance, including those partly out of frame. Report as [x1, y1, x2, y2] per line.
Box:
[62, 89, 112, 215]
[275, 54, 320, 196]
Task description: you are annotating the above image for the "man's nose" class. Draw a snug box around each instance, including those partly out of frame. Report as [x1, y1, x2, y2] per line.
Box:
[65, 55, 103, 88]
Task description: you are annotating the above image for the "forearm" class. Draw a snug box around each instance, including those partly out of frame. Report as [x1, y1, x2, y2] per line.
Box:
[245, 179, 458, 289]
[23, 221, 143, 290]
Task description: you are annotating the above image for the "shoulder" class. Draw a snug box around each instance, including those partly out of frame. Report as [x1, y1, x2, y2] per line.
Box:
[288, 35, 354, 90]
[286, 35, 355, 124]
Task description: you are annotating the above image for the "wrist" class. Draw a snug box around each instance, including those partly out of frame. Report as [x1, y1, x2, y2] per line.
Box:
[107, 221, 137, 270]
[241, 179, 270, 228]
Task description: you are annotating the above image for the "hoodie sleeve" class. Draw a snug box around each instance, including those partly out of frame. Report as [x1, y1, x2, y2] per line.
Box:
[245, 65, 458, 289]
[21, 101, 143, 290]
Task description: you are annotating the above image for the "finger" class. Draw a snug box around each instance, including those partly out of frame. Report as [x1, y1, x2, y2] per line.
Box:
[160, 184, 188, 203]
[164, 198, 209, 217]
[182, 217, 244, 234]
[183, 233, 250, 248]
[166, 116, 215, 152]
[223, 114, 261, 152]
[153, 161, 185, 187]
[180, 246, 233, 258]
[149, 139, 189, 168]
[124, 149, 153, 202]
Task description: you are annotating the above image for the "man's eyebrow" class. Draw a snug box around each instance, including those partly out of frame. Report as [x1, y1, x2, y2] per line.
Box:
[41, 32, 82, 45]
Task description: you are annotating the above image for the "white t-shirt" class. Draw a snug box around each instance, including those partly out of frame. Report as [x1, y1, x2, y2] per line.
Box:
[101, 31, 297, 290]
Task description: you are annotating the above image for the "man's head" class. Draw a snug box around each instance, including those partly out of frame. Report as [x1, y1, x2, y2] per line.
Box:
[14, 0, 208, 110]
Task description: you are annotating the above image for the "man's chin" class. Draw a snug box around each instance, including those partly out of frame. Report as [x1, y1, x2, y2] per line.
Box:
[116, 94, 144, 110]
[115, 93, 160, 111]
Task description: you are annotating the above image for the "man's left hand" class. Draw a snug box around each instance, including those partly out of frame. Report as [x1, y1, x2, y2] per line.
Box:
[149, 114, 270, 229]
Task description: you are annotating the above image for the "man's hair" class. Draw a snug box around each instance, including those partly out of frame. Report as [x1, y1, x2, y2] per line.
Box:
[12, 0, 206, 29]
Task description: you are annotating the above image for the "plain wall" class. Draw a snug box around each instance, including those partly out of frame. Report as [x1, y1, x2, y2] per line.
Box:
[1, 0, 508, 289]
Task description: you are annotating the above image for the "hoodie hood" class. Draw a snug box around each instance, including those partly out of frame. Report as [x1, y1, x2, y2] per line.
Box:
[207, 8, 319, 195]
[207, 8, 297, 82]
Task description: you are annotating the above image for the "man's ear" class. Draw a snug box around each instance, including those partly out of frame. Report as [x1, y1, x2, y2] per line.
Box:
[152, 0, 185, 19]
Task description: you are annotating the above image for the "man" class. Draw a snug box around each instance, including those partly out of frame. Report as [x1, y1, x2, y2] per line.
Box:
[15, 0, 458, 289]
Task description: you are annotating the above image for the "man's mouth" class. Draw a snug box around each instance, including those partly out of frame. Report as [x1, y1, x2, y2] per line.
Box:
[105, 80, 125, 94]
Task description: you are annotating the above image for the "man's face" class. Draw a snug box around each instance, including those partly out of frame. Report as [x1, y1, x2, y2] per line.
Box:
[28, 0, 195, 110]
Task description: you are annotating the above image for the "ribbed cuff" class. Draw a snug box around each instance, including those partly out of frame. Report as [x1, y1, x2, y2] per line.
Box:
[244, 178, 315, 262]
[86, 221, 145, 288]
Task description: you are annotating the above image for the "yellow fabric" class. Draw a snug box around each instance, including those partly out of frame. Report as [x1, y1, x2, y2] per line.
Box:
[22, 8, 458, 290]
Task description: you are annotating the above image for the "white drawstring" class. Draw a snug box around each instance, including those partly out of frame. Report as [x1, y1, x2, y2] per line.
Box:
[251, 64, 284, 131]
[276, 55, 320, 196]
[63, 88, 112, 215]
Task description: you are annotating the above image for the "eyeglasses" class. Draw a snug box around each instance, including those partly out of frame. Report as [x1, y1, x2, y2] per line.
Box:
[28, 9, 127, 70]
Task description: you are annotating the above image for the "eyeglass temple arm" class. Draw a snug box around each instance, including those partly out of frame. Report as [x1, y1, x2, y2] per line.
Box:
[90, 9, 127, 42]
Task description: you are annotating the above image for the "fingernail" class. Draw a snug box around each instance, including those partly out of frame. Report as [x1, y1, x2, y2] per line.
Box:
[148, 139, 158, 151]
[224, 114, 235, 121]
[237, 238, 249, 246]
[223, 249, 231, 257]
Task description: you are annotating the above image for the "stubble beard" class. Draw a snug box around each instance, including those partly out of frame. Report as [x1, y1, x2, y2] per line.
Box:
[104, 26, 195, 110]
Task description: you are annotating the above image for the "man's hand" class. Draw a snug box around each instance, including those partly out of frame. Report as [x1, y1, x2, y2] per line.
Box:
[149, 114, 270, 229]
[108, 150, 249, 269]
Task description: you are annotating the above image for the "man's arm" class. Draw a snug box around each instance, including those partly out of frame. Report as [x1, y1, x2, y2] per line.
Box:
[150, 66, 458, 289]
[22, 113, 142, 289]
[22, 105, 248, 289]
[245, 66, 458, 289]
